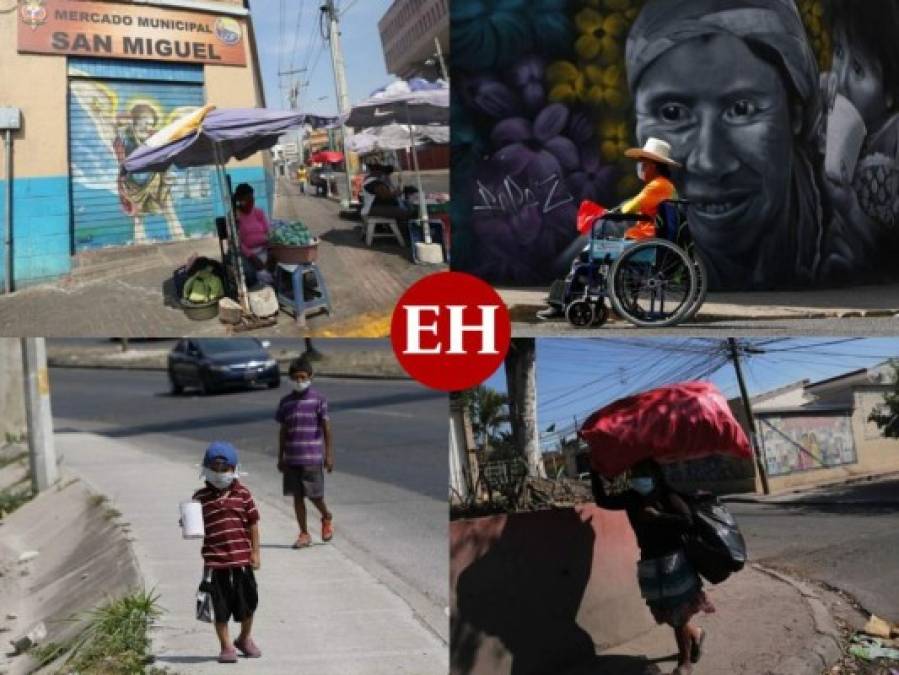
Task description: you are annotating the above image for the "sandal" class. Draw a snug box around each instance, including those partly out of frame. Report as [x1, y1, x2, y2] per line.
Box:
[690, 628, 706, 664]
[292, 532, 312, 549]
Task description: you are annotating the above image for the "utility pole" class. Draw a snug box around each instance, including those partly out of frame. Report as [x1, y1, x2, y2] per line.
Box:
[727, 338, 770, 495]
[433, 37, 448, 81]
[322, 0, 355, 207]
[21, 338, 57, 493]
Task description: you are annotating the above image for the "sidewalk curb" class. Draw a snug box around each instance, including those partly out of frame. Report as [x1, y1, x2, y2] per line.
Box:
[507, 302, 899, 325]
[752, 563, 842, 675]
[722, 471, 899, 506]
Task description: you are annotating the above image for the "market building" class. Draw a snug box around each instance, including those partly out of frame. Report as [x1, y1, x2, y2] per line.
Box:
[0, 0, 270, 289]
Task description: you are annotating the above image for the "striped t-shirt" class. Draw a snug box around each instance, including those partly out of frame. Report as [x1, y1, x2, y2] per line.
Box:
[275, 388, 329, 466]
[192, 480, 259, 569]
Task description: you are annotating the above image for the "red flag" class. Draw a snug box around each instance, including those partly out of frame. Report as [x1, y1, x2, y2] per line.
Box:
[579, 381, 753, 478]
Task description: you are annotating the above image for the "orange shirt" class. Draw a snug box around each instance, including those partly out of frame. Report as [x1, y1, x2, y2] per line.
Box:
[620, 176, 677, 240]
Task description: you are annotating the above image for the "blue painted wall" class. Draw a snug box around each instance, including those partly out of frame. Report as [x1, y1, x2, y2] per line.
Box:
[212, 165, 272, 220]
[0, 176, 72, 288]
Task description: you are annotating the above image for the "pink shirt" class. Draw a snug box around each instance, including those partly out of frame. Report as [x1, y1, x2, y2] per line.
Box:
[237, 207, 270, 257]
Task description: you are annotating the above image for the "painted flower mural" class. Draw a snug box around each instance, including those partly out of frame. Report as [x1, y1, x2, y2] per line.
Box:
[453, 0, 889, 289]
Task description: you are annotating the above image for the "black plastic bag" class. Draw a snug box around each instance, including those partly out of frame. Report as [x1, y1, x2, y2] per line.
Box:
[681, 492, 747, 584]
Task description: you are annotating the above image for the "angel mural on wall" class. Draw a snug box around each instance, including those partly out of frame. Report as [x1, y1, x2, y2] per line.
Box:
[69, 76, 211, 247]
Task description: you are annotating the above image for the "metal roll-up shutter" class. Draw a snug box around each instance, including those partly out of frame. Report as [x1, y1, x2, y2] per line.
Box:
[68, 58, 215, 251]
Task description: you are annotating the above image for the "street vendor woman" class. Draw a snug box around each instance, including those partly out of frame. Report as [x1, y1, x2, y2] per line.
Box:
[233, 183, 273, 286]
[536, 137, 679, 320]
[592, 459, 714, 675]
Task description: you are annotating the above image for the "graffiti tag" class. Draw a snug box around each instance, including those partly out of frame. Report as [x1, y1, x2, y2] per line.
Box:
[474, 174, 574, 215]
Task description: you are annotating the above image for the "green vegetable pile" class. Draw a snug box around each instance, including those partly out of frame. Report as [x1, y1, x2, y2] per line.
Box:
[270, 221, 315, 247]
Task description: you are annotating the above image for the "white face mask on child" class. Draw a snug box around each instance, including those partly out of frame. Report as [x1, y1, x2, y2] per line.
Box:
[293, 380, 311, 393]
[204, 468, 236, 489]
[636, 162, 647, 181]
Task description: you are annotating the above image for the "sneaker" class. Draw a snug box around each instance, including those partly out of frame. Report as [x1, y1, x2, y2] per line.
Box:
[234, 636, 262, 658]
[292, 532, 312, 548]
[218, 646, 238, 663]
[536, 306, 563, 321]
[321, 516, 334, 542]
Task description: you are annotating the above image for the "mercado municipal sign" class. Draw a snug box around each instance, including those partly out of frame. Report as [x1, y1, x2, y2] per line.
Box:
[18, 0, 247, 66]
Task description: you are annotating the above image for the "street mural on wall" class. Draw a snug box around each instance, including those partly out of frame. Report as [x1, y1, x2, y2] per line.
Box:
[758, 414, 857, 476]
[69, 77, 214, 249]
[451, 0, 899, 289]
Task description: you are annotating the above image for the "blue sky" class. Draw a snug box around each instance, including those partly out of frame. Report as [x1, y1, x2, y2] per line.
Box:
[483, 338, 899, 450]
[249, 0, 395, 115]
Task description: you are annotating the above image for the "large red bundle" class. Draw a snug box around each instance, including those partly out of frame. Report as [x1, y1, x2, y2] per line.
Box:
[579, 381, 753, 478]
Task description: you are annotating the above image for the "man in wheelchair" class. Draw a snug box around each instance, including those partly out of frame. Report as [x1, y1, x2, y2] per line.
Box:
[537, 137, 681, 321]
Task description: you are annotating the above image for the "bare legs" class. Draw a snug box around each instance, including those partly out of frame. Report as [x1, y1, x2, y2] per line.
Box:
[292, 494, 332, 534]
[214, 615, 254, 651]
[673, 622, 702, 673]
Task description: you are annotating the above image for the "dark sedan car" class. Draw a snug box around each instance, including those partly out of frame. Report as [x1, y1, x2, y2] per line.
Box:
[168, 338, 280, 395]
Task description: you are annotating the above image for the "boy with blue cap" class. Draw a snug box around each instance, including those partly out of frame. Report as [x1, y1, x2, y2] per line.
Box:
[193, 441, 262, 663]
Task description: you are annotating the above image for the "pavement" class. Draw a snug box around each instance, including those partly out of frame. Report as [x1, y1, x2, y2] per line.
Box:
[569, 563, 851, 675]
[502, 285, 899, 335]
[47, 367, 448, 637]
[56, 430, 447, 674]
[0, 176, 445, 338]
[722, 475, 899, 626]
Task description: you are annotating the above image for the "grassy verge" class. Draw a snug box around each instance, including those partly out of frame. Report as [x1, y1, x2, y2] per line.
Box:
[31, 590, 167, 674]
[0, 480, 32, 518]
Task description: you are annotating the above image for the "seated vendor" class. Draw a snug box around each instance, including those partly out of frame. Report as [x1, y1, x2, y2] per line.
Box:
[234, 183, 274, 287]
[536, 138, 680, 320]
[362, 163, 418, 227]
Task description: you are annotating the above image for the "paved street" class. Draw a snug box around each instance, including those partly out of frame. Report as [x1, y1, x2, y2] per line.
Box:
[47, 367, 448, 639]
[729, 477, 899, 624]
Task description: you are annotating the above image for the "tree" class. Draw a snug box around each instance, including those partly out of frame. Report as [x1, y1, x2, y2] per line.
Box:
[868, 360, 899, 437]
[505, 338, 545, 478]
[459, 385, 510, 453]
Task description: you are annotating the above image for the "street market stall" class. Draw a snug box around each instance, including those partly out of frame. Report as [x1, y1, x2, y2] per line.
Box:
[123, 106, 335, 326]
[342, 79, 449, 265]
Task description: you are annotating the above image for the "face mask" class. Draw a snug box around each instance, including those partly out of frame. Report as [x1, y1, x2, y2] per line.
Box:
[204, 467, 236, 489]
[293, 380, 311, 393]
[636, 162, 647, 181]
[630, 477, 655, 496]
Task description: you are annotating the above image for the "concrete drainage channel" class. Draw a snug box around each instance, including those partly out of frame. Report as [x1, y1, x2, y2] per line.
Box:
[0, 474, 143, 675]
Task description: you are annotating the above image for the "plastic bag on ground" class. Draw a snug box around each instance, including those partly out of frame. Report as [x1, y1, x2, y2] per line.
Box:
[579, 381, 753, 477]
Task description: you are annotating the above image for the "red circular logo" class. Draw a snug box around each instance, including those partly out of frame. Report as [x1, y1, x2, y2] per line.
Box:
[391, 272, 511, 391]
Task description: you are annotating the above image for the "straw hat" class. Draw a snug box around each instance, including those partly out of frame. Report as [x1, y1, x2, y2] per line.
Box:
[624, 137, 681, 167]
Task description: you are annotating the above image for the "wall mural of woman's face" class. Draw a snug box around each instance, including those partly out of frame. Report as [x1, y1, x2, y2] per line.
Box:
[633, 33, 795, 261]
[832, 23, 888, 133]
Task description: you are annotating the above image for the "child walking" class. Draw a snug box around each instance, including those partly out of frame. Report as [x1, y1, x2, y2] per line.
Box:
[276, 356, 335, 548]
[194, 441, 262, 663]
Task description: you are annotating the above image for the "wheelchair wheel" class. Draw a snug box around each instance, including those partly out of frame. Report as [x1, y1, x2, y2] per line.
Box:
[608, 239, 697, 328]
[565, 300, 595, 328]
[682, 253, 708, 322]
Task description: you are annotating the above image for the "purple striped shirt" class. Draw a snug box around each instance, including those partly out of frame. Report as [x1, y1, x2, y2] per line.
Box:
[276, 388, 329, 466]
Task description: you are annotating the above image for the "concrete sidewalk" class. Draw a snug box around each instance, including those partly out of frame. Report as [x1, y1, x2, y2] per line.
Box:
[0, 178, 441, 337]
[578, 564, 846, 675]
[57, 431, 447, 674]
[501, 284, 899, 326]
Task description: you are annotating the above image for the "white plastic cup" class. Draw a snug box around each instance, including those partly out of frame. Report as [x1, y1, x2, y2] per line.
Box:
[180, 500, 204, 539]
